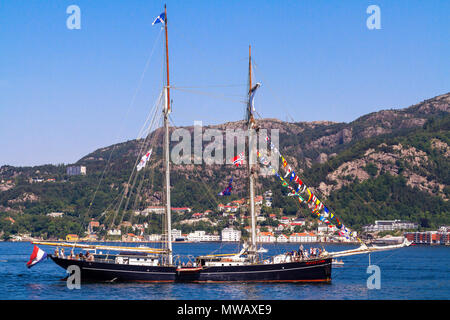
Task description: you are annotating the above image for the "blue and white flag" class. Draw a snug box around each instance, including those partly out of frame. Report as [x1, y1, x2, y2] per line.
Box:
[249, 82, 261, 112]
[152, 12, 166, 25]
[218, 179, 233, 196]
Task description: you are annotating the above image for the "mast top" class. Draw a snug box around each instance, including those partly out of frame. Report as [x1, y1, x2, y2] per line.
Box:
[249, 45, 252, 95]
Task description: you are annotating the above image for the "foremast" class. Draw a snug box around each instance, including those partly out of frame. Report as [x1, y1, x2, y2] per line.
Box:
[247, 45, 257, 263]
[162, 4, 173, 266]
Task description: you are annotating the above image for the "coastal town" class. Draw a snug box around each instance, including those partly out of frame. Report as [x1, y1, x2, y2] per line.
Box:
[5, 189, 449, 246]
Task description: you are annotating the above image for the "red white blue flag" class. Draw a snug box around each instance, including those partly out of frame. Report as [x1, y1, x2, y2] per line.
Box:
[137, 149, 153, 172]
[232, 152, 245, 167]
[26, 245, 47, 268]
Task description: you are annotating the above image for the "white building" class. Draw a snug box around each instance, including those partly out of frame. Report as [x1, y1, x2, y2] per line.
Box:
[317, 223, 337, 234]
[292, 217, 306, 226]
[363, 220, 418, 232]
[145, 234, 162, 241]
[140, 206, 166, 215]
[107, 229, 121, 236]
[171, 229, 182, 241]
[221, 227, 241, 242]
[263, 190, 273, 207]
[257, 232, 276, 243]
[187, 230, 220, 242]
[47, 212, 64, 218]
[289, 232, 317, 243]
[276, 234, 289, 243]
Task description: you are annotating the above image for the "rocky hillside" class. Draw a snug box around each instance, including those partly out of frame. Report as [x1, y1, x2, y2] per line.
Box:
[1, 92, 449, 233]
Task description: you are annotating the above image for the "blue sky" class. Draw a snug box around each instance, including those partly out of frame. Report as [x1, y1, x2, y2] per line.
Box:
[0, 0, 449, 166]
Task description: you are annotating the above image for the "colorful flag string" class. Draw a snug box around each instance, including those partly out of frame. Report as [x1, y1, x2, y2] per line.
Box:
[257, 136, 353, 239]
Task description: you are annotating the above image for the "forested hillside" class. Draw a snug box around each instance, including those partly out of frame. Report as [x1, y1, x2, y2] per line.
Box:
[1, 93, 449, 238]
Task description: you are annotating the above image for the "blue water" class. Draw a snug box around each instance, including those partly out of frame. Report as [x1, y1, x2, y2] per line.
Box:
[0, 242, 448, 300]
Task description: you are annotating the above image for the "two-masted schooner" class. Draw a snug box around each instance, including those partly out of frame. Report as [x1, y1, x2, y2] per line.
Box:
[30, 6, 410, 283]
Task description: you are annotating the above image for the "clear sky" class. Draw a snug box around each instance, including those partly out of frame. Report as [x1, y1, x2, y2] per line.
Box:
[0, 0, 449, 167]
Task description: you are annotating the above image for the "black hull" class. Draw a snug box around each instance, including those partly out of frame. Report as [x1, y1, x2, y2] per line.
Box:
[50, 256, 332, 283]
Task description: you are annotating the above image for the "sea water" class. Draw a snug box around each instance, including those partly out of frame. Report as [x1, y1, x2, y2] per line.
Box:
[0, 242, 448, 300]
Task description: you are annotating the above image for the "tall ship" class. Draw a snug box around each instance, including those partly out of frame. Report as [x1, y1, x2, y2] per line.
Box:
[30, 6, 410, 283]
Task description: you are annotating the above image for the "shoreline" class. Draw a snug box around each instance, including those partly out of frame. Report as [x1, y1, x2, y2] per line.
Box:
[0, 240, 371, 245]
[3, 239, 449, 246]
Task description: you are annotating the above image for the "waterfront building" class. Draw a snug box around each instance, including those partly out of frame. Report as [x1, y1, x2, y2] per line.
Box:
[88, 220, 100, 233]
[221, 227, 241, 242]
[187, 231, 220, 242]
[145, 234, 162, 241]
[404, 231, 450, 245]
[289, 232, 317, 243]
[363, 220, 418, 232]
[122, 233, 139, 242]
[66, 234, 79, 241]
[171, 229, 182, 241]
[257, 232, 276, 243]
[276, 234, 289, 243]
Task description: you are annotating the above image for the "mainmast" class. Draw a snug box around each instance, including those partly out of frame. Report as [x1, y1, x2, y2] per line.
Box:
[163, 4, 173, 265]
[247, 45, 257, 262]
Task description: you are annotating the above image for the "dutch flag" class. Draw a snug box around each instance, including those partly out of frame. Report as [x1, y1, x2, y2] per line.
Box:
[26, 245, 48, 268]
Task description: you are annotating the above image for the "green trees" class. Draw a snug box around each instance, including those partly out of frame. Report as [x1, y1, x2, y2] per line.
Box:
[0, 113, 448, 238]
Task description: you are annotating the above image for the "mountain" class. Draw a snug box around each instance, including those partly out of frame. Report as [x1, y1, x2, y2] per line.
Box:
[0, 92, 449, 238]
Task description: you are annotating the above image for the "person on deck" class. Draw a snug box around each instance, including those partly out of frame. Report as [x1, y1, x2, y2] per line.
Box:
[85, 251, 94, 261]
[298, 245, 304, 259]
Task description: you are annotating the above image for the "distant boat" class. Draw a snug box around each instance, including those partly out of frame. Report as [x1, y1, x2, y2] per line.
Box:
[332, 259, 344, 266]
[257, 247, 268, 253]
